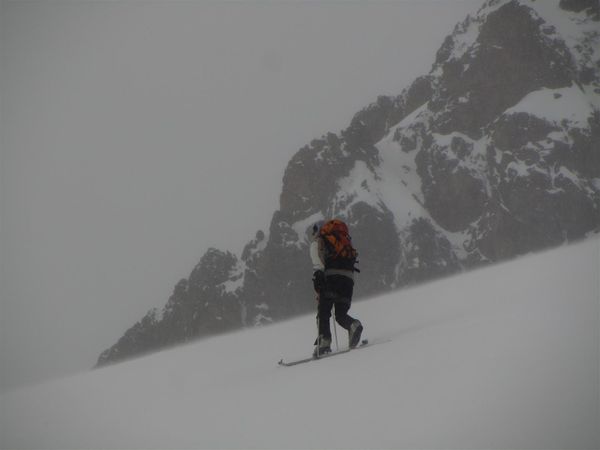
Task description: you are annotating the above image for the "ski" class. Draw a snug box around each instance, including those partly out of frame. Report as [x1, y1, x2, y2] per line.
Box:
[278, 338, 389, 367]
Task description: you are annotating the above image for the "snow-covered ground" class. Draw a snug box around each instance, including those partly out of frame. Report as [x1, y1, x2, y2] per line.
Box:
[1, 239, 598, 449]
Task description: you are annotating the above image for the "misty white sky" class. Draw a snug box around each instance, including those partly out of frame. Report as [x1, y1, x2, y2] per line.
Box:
[0, 0, 482, 392]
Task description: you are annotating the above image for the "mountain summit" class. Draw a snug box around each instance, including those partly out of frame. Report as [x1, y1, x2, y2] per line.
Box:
[97, 0, 599, 367]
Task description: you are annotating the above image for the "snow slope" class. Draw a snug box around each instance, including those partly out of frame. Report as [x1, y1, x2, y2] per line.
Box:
[1, 240, 599, 449]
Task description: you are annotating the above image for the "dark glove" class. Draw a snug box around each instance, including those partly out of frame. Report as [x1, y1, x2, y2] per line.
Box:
[312, 270, 325, 293]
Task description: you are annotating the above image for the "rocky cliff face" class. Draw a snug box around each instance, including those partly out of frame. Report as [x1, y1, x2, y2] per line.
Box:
[97, 0, 599, 367]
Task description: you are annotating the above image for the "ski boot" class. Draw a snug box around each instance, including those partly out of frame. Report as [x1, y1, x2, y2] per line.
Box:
[313, 335, 332, 358]
[349, 320, 363, 348]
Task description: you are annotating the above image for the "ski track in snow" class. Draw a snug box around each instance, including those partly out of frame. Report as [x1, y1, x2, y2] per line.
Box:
[1, 239, 598, 449]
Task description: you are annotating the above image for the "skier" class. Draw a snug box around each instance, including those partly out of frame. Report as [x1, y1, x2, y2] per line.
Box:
[310, 219, 363, 357]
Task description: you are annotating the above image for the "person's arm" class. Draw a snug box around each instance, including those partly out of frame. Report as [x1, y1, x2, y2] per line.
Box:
[310, 238, 325, 293]
[310, 239, 324, 271]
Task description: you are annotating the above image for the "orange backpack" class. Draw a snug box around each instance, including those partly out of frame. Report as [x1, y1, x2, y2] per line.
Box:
[319, 219, 359, 271]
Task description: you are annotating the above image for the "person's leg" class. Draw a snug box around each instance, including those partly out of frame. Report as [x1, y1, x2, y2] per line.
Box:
[314, 296, 334, 356]
[316, 296, 333, 339]
[333, 301, 355, 330]
[330, 276, 363, 347]
[328, 275, 356, 330]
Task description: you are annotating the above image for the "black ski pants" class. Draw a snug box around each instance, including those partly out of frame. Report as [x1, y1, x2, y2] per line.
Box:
[317, 275, 355, 339]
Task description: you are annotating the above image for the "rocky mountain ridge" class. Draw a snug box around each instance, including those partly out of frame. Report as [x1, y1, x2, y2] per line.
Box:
[97, 0, 599, 367]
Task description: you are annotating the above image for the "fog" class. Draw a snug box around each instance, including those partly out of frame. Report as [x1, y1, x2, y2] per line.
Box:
[0, 0, 481, 393]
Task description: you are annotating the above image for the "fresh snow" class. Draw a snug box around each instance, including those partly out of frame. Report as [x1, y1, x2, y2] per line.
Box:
[528, 0, 600, 78]
[334, 161, 384, 217]
[1, 239, 598, 450]
[506, 159, 533, 178]
[435, 0, 600, 110]
[219, 264, 245, 295]
[504, 84, 596, 129]
[290, 212, 324, 247]
[436, 0, 513, 66]
[245, 231, 268, 260]
[441, 0, 509, 65]
[445, 13, 481, 63]
[375, 115, 489, 258]
[375, 103, 430, 229]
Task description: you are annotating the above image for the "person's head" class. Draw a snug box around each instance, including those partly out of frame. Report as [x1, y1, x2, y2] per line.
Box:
[312, 220, 325, 238]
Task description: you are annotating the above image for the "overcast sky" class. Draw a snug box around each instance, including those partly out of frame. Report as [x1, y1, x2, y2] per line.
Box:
[1, 0, 482, 393]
